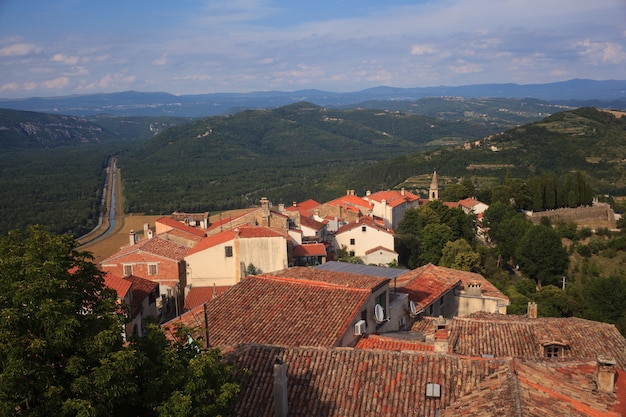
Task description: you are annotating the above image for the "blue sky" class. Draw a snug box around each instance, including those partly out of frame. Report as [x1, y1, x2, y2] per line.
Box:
[0, 0, 624, 98]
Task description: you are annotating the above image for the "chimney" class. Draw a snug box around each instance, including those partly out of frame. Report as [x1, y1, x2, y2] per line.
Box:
[527, 302, 538, 319]
[433, 315, 449, 353]
[466, 281, 482, 297]
[596, 356, 617, 393]
[273, 358, 289, 417]
[401, 187, 406, 196]
[366, 190, 371, 196]
[129, 229, 137, 246]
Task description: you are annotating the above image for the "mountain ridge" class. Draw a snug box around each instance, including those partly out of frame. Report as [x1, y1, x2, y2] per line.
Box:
[1, 79, 625, 118]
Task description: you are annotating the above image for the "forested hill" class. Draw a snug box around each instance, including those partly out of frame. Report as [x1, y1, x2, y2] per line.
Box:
[117, 102, 502, 213]
[0, 108, 117, 149]
[353, 107, 626, 196]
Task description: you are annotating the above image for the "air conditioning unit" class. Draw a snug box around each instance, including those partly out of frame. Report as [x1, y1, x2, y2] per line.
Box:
[354, 319, 366, 336]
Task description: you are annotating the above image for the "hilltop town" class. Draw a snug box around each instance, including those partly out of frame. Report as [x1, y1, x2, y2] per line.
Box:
[97, 171, 626, 416]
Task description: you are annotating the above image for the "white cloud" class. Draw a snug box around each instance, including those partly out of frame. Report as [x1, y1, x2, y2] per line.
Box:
[43, 77, 70, 89]
[52, 54, 80, 65]
[576, 39, 626, 64]
[0, 42, 42, 56]
[411, 44, 436, 56]
[0, 82, 19, 92]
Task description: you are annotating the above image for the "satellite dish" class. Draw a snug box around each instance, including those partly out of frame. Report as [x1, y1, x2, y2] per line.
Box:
[374, 304, 385, 323]
[410, 300, 417, 316]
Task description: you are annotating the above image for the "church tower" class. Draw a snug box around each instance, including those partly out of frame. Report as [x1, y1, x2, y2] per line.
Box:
[429, 170, 439, 201]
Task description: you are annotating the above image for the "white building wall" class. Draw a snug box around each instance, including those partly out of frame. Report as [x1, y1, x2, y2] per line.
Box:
[184, 240, 238, 288]
[334, 224, 394, 257]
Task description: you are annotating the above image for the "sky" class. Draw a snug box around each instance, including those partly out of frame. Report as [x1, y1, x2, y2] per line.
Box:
[0, 0, 625, 98]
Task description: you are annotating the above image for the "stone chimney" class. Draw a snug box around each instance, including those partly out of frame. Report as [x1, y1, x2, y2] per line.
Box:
[596, 356, 617, 393]
[366, 190, 371, 196]
[129, 229, 137, 246]
[527, 302, 538, 319]
[433, 315, 449, 353]
[278, 203, 285, 213]
[401, 187, 406, 196]
[466, 281, 482, 297]
[273, 358, 288, 417]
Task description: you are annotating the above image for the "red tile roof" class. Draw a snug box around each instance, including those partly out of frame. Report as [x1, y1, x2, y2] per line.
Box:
[366, 189, 420, 208]
[364, 245, 396, 255]
[100, 236, 190, 263]
[183, 285, 232, 311]
[458, 197, 481, 209]
[164, 270, 384, 347]
[412, 313, 626, 367]
[155, 216, 206, 237]
[225, 344, 508, 417]
[299, 215, 325, 231]
[285, 199, 321, 215]
[326, 194, 373, 213]
[335, 216, 394, 235]
[292, 243, 327, 257]
[103, 272, 132, 299]
[186, 225, 286, 256]
[442, 360, 624, 416]
[394, 263, 461, 310]
[355, 334, 434, 352]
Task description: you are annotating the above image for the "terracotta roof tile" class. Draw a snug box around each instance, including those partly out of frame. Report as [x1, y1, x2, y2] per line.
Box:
[412, 314, 626, 367]
[366, 189, 420, 208]
[186, 225, 286, 256]
[164, 271, 379, 347]
[103, 272, 132, 298]
[155, 216, 207, 237]
[335, 216, 394, 235]
[225, 344, 508, 417]
[292, 243, 327, 257]
[394, 264, 461, 309]
[355, 334, 434, 352]
[100, 236, 190, 263]
[183, 285, 232, 311]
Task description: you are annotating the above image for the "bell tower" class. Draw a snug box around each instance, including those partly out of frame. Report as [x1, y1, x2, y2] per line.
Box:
[429, 170, 439, 201]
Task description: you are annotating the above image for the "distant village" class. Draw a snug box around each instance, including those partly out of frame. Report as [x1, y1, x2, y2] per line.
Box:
[98, 171, 626, 417]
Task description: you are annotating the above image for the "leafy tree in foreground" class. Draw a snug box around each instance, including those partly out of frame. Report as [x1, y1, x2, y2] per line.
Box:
[515, 224, 568, 288]
[439, 239, 482, 273]
[0, 226, 239, 417]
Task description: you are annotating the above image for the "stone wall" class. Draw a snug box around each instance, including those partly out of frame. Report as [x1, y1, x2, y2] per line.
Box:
[527, 203, 615, 225]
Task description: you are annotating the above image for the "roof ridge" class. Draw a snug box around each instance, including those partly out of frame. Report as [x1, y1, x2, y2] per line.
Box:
[256, 274, 371, 292]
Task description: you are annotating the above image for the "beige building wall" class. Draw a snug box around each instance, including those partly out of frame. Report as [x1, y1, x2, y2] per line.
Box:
[238, 236, 288, 275]
[455, 294, 508, 316]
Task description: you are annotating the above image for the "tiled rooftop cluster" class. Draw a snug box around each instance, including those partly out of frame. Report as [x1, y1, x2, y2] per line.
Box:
[166, 270, 384, 347]
[225, 344, 509, 417]
[413, 313, 626, 367]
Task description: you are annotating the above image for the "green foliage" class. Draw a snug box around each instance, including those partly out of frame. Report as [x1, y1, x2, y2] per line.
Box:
[0, 227, 239, 416]
[515, 224, 568, 287]
[439, 239, 482, 273]
[396, 201, 476, 268]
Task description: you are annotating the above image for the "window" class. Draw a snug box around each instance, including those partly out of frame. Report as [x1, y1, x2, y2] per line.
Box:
[148, 264, 158, 275]
[225, 246, 233, 257]
[545, 345, 563, 358]
[361, 226, 366, 232]
[123, 264, 133, 276]
[349, 251, 355, 257]
[350, 238, 355, 245]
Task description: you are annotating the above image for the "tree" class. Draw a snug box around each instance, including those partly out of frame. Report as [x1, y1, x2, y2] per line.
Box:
[515, 224, 568, 287]
[440, 239, 482, 273]
[0, 227, 239, 416]
[418, 223, 453, 265]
